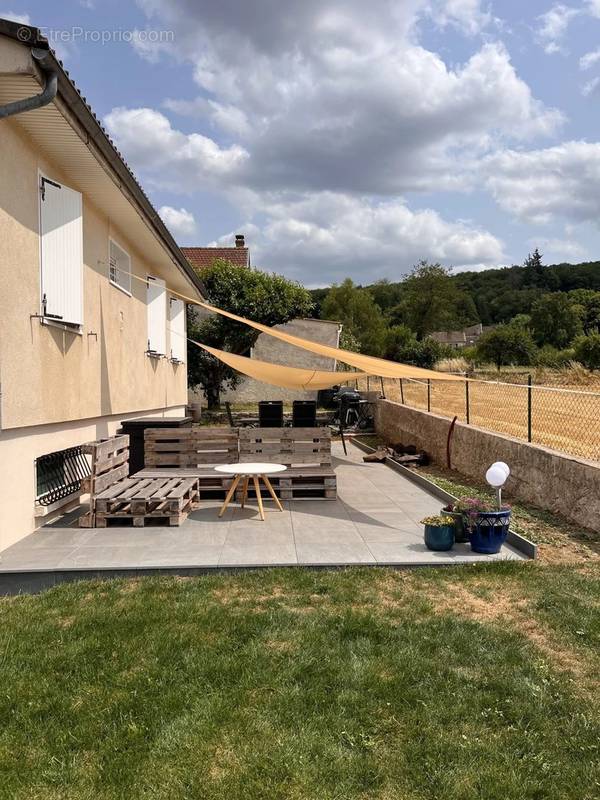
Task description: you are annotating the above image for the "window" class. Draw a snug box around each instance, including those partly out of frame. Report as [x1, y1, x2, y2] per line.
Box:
[169, 297, 186, 362]
[147, 275, 166, 355]
[39, 174, 83, 326]
[109, 238, 131, 295]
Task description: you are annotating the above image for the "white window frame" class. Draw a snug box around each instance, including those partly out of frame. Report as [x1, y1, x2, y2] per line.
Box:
[38, 171, 84, 332]
[108, 237, 132, 296]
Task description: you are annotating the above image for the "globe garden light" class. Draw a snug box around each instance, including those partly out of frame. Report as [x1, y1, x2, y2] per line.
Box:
[491, 461, 510, 478]
[486, 463, 510, 510]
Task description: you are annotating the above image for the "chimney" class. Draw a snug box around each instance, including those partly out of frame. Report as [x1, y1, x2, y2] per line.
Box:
[235, 234, 245, 248]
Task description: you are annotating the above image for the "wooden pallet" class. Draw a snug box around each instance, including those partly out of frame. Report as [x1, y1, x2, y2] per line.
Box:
[238, 427, 337, 500]
[141, 426, 239, 499]
[79, 435, 130, 527]
[94, 476, 199, 527]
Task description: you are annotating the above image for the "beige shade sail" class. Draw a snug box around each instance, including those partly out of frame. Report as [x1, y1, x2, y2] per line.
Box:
[191, 341, 369, 390]
[194, 300, 462, 382]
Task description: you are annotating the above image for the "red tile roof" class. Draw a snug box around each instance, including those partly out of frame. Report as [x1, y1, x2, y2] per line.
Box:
[182, 246, 250, 270]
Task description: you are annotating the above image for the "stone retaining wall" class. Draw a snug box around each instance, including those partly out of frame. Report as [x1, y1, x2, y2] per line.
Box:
[375, 399, 600, 533]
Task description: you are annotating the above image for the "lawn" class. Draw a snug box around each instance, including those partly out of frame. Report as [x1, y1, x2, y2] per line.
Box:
[0, 563, 599, 799]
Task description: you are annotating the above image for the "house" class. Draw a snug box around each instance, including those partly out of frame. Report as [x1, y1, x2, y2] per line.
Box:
[182, 235, 250, 270]
[429, 323, 495, 349]
[0, 19, 206, 549]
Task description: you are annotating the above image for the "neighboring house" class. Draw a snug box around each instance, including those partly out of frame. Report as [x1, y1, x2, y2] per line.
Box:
[182, 235, 250, 270]
[0, 19, 206, 549]
[430, 323, 495, 349]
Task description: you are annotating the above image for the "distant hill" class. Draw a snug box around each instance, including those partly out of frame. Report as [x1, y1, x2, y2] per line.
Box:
[310, 261, 600, 325]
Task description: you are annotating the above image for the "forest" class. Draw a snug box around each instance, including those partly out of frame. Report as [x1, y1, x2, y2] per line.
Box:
[309, 252, 600, 370]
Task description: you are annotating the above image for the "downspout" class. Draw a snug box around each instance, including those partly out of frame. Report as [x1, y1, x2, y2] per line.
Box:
[0, 48, 57, 120]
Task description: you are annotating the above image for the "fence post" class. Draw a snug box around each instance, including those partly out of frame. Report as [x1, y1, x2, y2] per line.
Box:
[527, 374, 532, 443]
[427, 379, 431, 413]
[380, 376, 386, 399]
[367, 375, 371, 392]
[399, 378, 404, 404]
[465, 379, 470, 424]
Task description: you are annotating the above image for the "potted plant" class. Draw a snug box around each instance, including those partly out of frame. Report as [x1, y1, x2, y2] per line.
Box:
[441, 503, 469, 543]
[420, 514, 455, 551]
[455, 497, 512, 554]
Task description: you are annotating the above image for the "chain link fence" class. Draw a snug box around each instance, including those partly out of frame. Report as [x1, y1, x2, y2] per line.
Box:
[354, 374, 600, 462]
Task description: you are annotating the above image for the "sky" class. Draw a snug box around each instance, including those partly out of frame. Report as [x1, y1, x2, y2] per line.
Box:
[4, 0, 600, 286]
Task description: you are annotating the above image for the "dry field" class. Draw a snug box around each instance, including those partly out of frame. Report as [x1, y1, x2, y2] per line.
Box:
[356, 374, 600, 462]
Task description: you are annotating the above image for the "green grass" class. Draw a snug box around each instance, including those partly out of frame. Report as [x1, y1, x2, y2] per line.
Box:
[0, 565, 599, 799]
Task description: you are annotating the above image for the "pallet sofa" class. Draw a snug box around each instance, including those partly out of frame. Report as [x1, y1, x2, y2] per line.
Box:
[80, 426, 337, 527]
[79, 435, 199, 528]
[141, 425, 337, 501]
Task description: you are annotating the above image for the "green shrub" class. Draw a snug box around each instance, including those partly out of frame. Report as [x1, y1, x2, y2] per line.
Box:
[536, 345, 575, 369]
[573, 333, 600, 370]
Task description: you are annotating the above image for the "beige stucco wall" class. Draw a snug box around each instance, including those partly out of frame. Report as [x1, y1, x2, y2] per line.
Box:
[375, 399, 600, 533]
[0, 405, 185, 551]
[0, 118, 188, 430]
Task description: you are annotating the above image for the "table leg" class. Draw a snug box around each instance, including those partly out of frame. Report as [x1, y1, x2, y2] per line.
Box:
[218, 474, 241, 518]
[253, 476, 265, 520]
[262, 475, 284, 512]
[240, 476, 250, 509]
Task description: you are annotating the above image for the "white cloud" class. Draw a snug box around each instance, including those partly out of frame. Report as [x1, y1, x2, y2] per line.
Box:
[579, 48, 600, 70]
[429, 0, 494, 35]
[581, 76, 600, 96]
[211, 192, 504, 285]
[0, 10, 31, 23]
[528, 237, 589, 263]
[484, 141, 600, 225]
[536, 4, 581, 54]
[587, 0, 600, 17]
[158, 205, 197, 236]
[103, 107, 249, 190]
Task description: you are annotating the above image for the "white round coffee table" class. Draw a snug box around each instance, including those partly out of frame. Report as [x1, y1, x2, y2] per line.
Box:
[215, 463, 287, 520]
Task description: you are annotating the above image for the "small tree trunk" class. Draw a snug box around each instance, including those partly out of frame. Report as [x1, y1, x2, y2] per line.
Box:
[205, 364, 222, 409]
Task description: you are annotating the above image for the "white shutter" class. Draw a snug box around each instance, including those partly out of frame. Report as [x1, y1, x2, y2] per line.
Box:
[40, 176, 83, 326]
[147, 276, 166, 354]
[109, 239, 131, 294]
[169, 297, 186, 362]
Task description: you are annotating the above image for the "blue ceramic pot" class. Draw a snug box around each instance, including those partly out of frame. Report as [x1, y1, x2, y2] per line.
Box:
[470, 510, 511, 554]
[424, 523, 455, 551]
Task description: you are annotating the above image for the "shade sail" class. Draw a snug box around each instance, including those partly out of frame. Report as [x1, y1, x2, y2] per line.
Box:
[191, 341, 369, 390]
[195, 300, 462, 382]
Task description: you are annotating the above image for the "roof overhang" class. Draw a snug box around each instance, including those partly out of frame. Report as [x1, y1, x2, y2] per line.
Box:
[0, 19, 206, 299]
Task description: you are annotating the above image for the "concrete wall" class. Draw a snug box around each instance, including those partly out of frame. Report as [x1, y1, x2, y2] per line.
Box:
[191, 318, 342, 404]
[0, 118, 188, 430]
[375, 399, 600, 533]
[0, 405, 186, 551]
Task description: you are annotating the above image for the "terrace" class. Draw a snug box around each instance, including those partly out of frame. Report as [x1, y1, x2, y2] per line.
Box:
[0, 439, 527, 594]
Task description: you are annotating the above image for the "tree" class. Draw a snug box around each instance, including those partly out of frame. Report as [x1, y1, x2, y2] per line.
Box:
[321, 278, 387, 356]
[475, 325, 537, 370]
[384, 325, 452, 368]
[567, 289, 600, 334]
[187, 260, 313, 408]
[573, 334, 600, 370]
[390, 261, 479, 338]
[530, 293, 583, 348]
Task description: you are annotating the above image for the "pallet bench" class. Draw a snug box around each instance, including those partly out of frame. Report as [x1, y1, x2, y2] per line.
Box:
[78, 435, 199, 527]
[238, 427, 336, 500]
[139, 427, 239, 499]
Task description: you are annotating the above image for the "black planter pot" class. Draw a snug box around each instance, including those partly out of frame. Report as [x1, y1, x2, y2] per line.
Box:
[441, 508, 469, 543]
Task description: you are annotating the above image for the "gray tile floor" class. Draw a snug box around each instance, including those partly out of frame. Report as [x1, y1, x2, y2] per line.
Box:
[0, 443, 525, 572]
